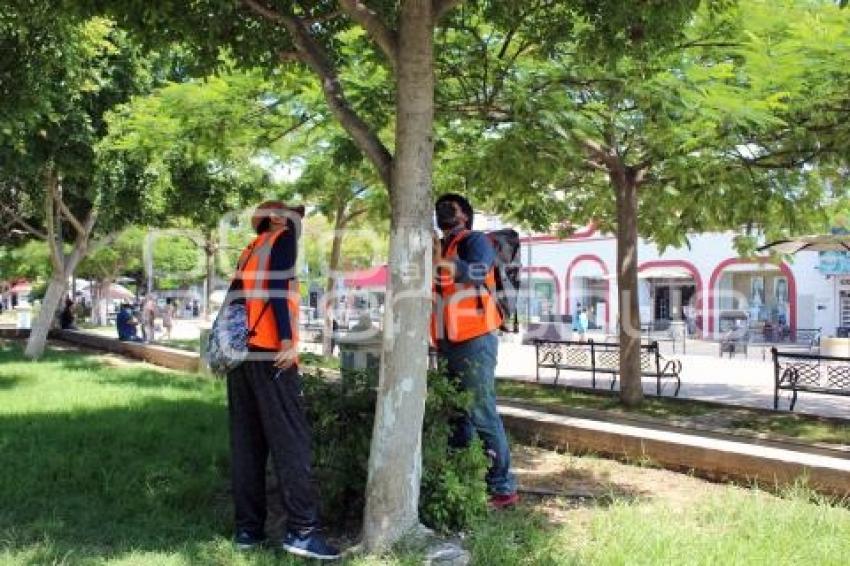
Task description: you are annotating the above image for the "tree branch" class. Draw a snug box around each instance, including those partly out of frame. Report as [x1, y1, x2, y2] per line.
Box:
[339, 0, 398, 68]
[343, 205, 371, 224]
[43, 169, 64, 272]
[303, 9, 342, 26]
[434, 0, 464, 22]
[582, 159, 608, 172]
[0, 203, 47, 240]
[55, 192, 86, 237]
[278, 50, 302, 63]
[579, 137, 614, 166]
[241, 0, 394, 189]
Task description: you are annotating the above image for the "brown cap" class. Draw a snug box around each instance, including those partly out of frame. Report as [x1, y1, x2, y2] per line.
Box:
[251, 200, 305, 232]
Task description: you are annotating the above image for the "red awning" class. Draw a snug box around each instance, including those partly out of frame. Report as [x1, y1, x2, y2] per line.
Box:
[9, 281, 31, 294]
[344, 265, 388, 288]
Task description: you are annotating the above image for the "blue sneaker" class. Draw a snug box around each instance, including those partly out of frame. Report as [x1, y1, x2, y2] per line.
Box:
[234, 529, 266, 550]
[281, 530, 340, 561]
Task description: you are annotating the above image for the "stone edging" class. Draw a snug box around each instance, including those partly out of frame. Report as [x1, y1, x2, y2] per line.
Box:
[499, 404, 850, 498]
[498, 397, 850, 461]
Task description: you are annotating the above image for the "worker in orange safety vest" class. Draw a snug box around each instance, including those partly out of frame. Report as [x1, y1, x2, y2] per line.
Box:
[432, 193, 518, 509]
[226, 200, 339, 560]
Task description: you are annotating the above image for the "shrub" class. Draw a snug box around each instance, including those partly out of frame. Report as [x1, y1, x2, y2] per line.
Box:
[302, 366, 489, 533]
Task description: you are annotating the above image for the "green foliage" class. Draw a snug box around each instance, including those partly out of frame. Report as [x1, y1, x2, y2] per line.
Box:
[1, 14, 165, 235]
[152, 234, 205, 289]
[76, 226, 144, 282]
[303, 367, 489, 533]
[0, 240, 52, 281]
[100, 69, 287, 232]
[419, 367, 490, 532]
[435, 0, 850, 250]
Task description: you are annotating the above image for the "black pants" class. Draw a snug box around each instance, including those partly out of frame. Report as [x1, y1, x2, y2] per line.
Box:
[227, 360, 319, 535]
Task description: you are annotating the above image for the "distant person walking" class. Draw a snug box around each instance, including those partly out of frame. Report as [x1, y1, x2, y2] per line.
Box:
[162, 298, 174, 340]
[60, 297, 78, 330]
[142, 295, 156, 343]
[574, 302, 588, 341]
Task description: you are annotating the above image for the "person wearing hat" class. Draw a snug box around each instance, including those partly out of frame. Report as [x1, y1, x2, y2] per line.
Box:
[226, 200, 339, 560]
[432, 193, 518, 509]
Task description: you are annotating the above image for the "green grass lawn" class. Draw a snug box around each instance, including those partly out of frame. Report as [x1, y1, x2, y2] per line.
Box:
[1, 340, 849, 564]
[158, 337, 201, 352]
[497, 380, 850, 446]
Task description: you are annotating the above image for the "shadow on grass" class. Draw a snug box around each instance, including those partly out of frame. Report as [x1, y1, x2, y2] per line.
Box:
[0, 341, 106, 374]
[0, 397, 234, 562]
[0, 375, 20, 389]
[91, 367, 218, 392]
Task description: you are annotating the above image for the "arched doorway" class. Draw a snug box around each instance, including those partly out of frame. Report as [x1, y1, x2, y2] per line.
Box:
[708, 258, 797, 337]
[564, 254, 610, 331]
[638, 260, 704, 335]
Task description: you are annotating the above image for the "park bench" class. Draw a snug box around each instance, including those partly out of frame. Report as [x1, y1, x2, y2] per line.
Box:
[720, 324, 821, 359]
[718, 325, 749, 358]
[641, 320, 687, 354]
[522, 320, 572, 344]
[751, 327, 820, 361]
[533, 339, 682, 397]
[771, 347, 850, 411]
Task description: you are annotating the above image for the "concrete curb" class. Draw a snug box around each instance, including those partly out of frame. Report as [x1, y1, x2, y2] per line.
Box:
[498, 397, 850, 460]
[499, 404, 850, 497]
[51, 330, 200, 373]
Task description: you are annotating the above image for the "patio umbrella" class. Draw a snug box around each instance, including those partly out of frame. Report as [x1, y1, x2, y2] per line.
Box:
[757, 234, 850, 254]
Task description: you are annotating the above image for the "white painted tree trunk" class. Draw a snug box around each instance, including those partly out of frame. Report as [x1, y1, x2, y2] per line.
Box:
[92, 278, 111, 326]
[24, 274, 67, 358]
[322, 209, 346, 357]
[204, 230, 216, 320]
[25, 167, 97, 359]
[362, 0, 434, 551]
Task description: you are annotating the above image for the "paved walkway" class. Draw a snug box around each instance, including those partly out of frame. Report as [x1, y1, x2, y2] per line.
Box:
[81, 319, 849, 419]
[496, 337, 850, 419]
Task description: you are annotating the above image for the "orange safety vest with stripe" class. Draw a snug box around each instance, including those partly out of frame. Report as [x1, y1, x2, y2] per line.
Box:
[237, 228, 300, 352]
[431, 229, 502, 344]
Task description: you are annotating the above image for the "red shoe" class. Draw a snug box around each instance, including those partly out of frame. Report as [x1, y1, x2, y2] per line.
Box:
[488, 492, 519, 509]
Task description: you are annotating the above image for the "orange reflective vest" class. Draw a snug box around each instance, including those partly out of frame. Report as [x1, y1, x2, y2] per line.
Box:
[431, 230, 502, 344]
[237, 228, 300, 352]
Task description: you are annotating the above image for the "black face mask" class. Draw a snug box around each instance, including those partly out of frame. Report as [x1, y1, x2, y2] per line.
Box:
[436, 201, 460, 231]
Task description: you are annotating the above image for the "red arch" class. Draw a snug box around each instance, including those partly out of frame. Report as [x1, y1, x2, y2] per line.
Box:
[564, 254, 610, 327]
[707, 258, 797, 335]
[521, 267, 561, 315]
[638, 260, 705, 332]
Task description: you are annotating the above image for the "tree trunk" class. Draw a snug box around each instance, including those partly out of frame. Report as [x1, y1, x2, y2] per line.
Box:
[92, 277, 111, 326]
[362, 0, 433, 551]
[204, 230, 216, 320]
[322, 206, 346, 357]
[24, 273, 67, 358]
[614, 170, 644, 407]
[25, 167, 98, 359]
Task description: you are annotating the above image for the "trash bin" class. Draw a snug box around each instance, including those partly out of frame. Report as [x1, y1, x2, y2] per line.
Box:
[16, 306, 32, 329]
[336, 314, 382, 374]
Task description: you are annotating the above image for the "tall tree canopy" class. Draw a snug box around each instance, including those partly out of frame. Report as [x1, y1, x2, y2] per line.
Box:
[0, 14, 167, 357]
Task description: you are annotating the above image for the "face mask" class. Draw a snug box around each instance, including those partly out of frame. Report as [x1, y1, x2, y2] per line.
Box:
[436, 201, 460, 230]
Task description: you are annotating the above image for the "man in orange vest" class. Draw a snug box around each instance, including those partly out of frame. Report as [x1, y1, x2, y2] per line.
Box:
[227, 200, 339, 560]
[432, 194, 518, 509]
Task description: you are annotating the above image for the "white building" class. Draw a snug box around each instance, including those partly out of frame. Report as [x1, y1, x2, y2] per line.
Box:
[515, 226, 847, 339]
